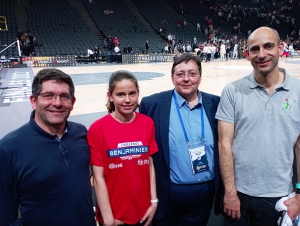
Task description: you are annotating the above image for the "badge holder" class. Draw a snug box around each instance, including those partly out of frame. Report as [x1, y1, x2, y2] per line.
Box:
[173, 92, 209, 175]
[188, 141, 209, 175]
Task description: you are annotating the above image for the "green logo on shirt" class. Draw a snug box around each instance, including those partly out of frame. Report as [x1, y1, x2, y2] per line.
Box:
[282, 98, 296, 111]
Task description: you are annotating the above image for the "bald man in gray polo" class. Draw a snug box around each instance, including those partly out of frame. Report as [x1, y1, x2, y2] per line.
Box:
[216, 26, 300, 226]
[217, 68, 299, 197]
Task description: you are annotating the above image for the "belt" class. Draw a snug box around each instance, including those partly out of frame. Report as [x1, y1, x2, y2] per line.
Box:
[170, 179, 213, 186]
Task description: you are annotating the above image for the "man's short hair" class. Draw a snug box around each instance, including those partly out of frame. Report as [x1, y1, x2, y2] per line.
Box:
[171, 53, 202, 75]
[32, 68, 75, 98]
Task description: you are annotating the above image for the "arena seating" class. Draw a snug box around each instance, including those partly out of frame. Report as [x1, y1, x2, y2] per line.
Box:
[81, 0, 166, 54]
[133, 0, 205, 45]
[167, 0, 246, 40]
[0, 0, 298, 58]
[204, 0, 298, 41]
[27, 0, 100, 56]
[0, 0, 18, 57]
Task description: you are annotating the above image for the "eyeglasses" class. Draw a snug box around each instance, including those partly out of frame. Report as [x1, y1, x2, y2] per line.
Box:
[38, 92, 72, 102]
[174, 72, 200, 78]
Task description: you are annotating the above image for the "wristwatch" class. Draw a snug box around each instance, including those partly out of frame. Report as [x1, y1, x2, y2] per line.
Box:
[150, 199, 159, 203]
[296, 183, 300, 194]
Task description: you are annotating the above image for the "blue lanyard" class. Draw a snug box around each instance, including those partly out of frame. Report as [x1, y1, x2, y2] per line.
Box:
[173, 92, 205, 146]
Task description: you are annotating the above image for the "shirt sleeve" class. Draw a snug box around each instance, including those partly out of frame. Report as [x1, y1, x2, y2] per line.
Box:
[148, 120, 158, 156]
[87, 123, 104, 167]
[215, 83, 235, 124]
[0, 148, 19, 225]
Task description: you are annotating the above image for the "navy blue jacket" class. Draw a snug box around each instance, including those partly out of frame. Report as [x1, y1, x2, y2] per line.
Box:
[140, 90, 221, 220]
[0, 111, 95, 226]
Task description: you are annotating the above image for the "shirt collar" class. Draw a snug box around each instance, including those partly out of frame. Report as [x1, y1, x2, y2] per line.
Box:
[247, 68, 291, 90]
[173, 89, 202, 108]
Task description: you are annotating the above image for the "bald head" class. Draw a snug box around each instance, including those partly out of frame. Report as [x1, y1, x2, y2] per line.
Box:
[246, 26, 284, 78]
[247, 27, 280, 48]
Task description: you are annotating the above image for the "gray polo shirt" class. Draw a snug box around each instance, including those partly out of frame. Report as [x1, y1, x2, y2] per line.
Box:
[216, 68, 300, 197]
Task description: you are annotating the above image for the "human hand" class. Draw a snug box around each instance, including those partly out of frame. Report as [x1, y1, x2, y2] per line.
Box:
[223, 192, 241, 219]
[103, 219, 124, 226]
[284, 194, 300, 221]
[140, 203, 158, 226]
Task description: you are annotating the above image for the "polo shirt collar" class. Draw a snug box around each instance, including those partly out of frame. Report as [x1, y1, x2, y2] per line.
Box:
[247, 68, 291, 90]
[173, 89, 202, 108]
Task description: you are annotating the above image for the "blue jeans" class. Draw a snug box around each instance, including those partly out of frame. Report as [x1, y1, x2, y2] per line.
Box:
[223, 191, 282, 226]
[153, 180, 214, 226]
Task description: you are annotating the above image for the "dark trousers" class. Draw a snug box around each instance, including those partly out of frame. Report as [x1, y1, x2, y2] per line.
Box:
[153, 180, 214, 226]
[223, 192, 282, 226]
[89, 54, 94, 62]
[206, 53, 211, 62]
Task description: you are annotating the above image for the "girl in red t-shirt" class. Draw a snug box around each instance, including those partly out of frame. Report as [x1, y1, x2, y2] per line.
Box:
[88, 70, 158, 226]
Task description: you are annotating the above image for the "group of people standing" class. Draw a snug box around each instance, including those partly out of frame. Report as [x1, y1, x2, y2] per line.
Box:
[1, 27, 300, 226]
[17, 29, 36, 56]
[103, 36, 120, 55]
[170, 38, 245, 63]
[87, 45, 101, 63]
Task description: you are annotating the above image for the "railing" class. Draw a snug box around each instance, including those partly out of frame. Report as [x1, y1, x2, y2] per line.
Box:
[0, 40, 21, 56]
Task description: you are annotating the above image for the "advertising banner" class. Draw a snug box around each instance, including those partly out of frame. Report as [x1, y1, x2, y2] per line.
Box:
[122, 54, 175, 64]
[22, 55, 76, 67]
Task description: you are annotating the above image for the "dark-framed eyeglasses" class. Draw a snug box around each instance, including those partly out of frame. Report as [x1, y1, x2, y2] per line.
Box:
[38, 92, 72, 102]
[174, 72, 200, 79]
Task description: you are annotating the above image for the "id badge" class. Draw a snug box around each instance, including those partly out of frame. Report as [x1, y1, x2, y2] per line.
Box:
[189, 144, 209, 175]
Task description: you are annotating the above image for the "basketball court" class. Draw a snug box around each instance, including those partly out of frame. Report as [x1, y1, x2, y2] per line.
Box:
[1, 58, 299, 139]
[0, 57, 299, 225]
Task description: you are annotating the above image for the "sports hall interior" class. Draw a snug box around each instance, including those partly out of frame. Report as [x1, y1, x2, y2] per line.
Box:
[0, 0, 300, 225]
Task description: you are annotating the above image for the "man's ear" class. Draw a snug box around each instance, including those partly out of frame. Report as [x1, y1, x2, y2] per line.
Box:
[171, 74, 175, 85]
[278, 42, 284, 56]
[71, 96, 76, 106]
[245, 49, 250, 61]
[30, 95, 37, 110]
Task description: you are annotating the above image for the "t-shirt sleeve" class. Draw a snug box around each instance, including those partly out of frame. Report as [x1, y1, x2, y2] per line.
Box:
[215, 83, 235, 124]
[87, 122, 104, 166]
[148, 120, 158, 156]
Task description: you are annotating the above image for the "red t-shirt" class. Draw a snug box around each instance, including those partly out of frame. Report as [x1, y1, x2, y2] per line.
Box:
[88, 113, 158, 224]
